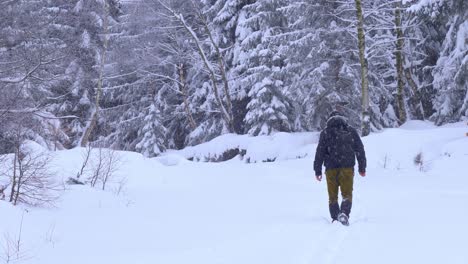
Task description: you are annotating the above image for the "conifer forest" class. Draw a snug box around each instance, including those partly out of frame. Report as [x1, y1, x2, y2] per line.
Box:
[1, 0, 467, 156]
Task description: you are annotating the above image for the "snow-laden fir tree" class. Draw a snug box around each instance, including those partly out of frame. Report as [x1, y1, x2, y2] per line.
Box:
[1, 0, 467, 156]
[202, 0, 254, 134]
[40, 0, 122, 148]
[236, 0, 294, 135]
[0, 0, 72, 151]
[93, 1, 168, 154]
[412, 0, 468, 124]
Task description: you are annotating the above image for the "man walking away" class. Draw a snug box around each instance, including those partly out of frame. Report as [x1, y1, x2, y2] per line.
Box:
[313, 111, 366, 226]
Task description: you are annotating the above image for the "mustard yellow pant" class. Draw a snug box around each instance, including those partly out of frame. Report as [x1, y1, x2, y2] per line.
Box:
[325, 168, 354, 218]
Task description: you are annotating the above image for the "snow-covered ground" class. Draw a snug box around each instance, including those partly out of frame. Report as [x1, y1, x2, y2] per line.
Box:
[1, 121, 468, 264]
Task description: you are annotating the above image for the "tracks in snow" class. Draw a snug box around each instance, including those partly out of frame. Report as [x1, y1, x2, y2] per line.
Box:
[307, 202, 366, 264]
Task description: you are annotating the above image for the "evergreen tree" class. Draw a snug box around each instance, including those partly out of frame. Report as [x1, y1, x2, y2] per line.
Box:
[237, 0, 294, 135]
[420, 0, 468, 124]
[1, 0, 467, 155]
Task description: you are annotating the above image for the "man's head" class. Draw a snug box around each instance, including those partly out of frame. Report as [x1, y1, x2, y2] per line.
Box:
[328, 110, 345, 120]
[327, 110, 348, 128]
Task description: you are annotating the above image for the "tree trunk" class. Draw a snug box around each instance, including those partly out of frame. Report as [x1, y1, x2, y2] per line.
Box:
[14, 157, 22, 206]
[405, 68, 425, 120]
[9, 148, 17, 203]
[395, 0, 407, 124]
[178, 63, 197, 130]
[181, 15, 231, 130]
[81, 0, 110, 147]
[355, 0, 370, 136]
[199, 15, 234, 131]
[179, 14, 233, 131]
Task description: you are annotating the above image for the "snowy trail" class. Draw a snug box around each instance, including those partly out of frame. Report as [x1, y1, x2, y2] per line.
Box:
[1, 121, 468, 264]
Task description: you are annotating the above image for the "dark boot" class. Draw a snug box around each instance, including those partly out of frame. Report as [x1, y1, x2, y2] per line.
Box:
[329, 202, 340, 221]
[337, 213, 349, 226]
[340, 199, 352, 218]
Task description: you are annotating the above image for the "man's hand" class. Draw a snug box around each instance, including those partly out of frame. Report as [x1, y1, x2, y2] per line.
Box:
[359, 171, 366, 177]
[316, 175, 322, 181]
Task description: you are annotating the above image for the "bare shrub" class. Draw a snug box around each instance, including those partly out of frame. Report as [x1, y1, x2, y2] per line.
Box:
[0, 111, 61, 207]
[0, 186, 6, 200]
[77, 145, 92, 180]
[66, 146, 93, 185]
[0, 153, 12, 202]
[114, 177, 128, 196]
[7, 146, 60, 206]
[414, 152, 424, 171]
[1, 233, 28, 264]
[88, 147, 122, 191]
[44, 223, 57, 248]
[0, 155, 8, 200]
[71, 145, 93, 184]
[89, 147, 103, 188]
[1, 213, 30, 264]
[380, 154, 390, 169]
[72, 144, 124, 192]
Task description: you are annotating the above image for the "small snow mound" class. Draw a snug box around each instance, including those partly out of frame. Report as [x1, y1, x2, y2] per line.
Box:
[155, 154, 188, 166]
[22, 139, 48, 154]
[399, 120, 436, 130]
[440, 121, 468, 128]
[171, 132, 318, 163]
[442, 137, 468, 157]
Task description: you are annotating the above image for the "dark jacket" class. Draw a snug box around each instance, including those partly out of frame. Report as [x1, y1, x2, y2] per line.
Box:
[313, 116, 366, 176]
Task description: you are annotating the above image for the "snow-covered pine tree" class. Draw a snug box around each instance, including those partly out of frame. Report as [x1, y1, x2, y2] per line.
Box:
[150, 0, 239, 146]
[135, 103, 167, 157]
[0, 0, 72, 150]
[311, 0, 399, 132]
[42, 0, 122, 148]
[297, 0, 364, 131]
[92, 0, 172, 155]
[202, 0, 254, 134]
[412, 0, 468, 124]
[237, 0, 294, 135]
